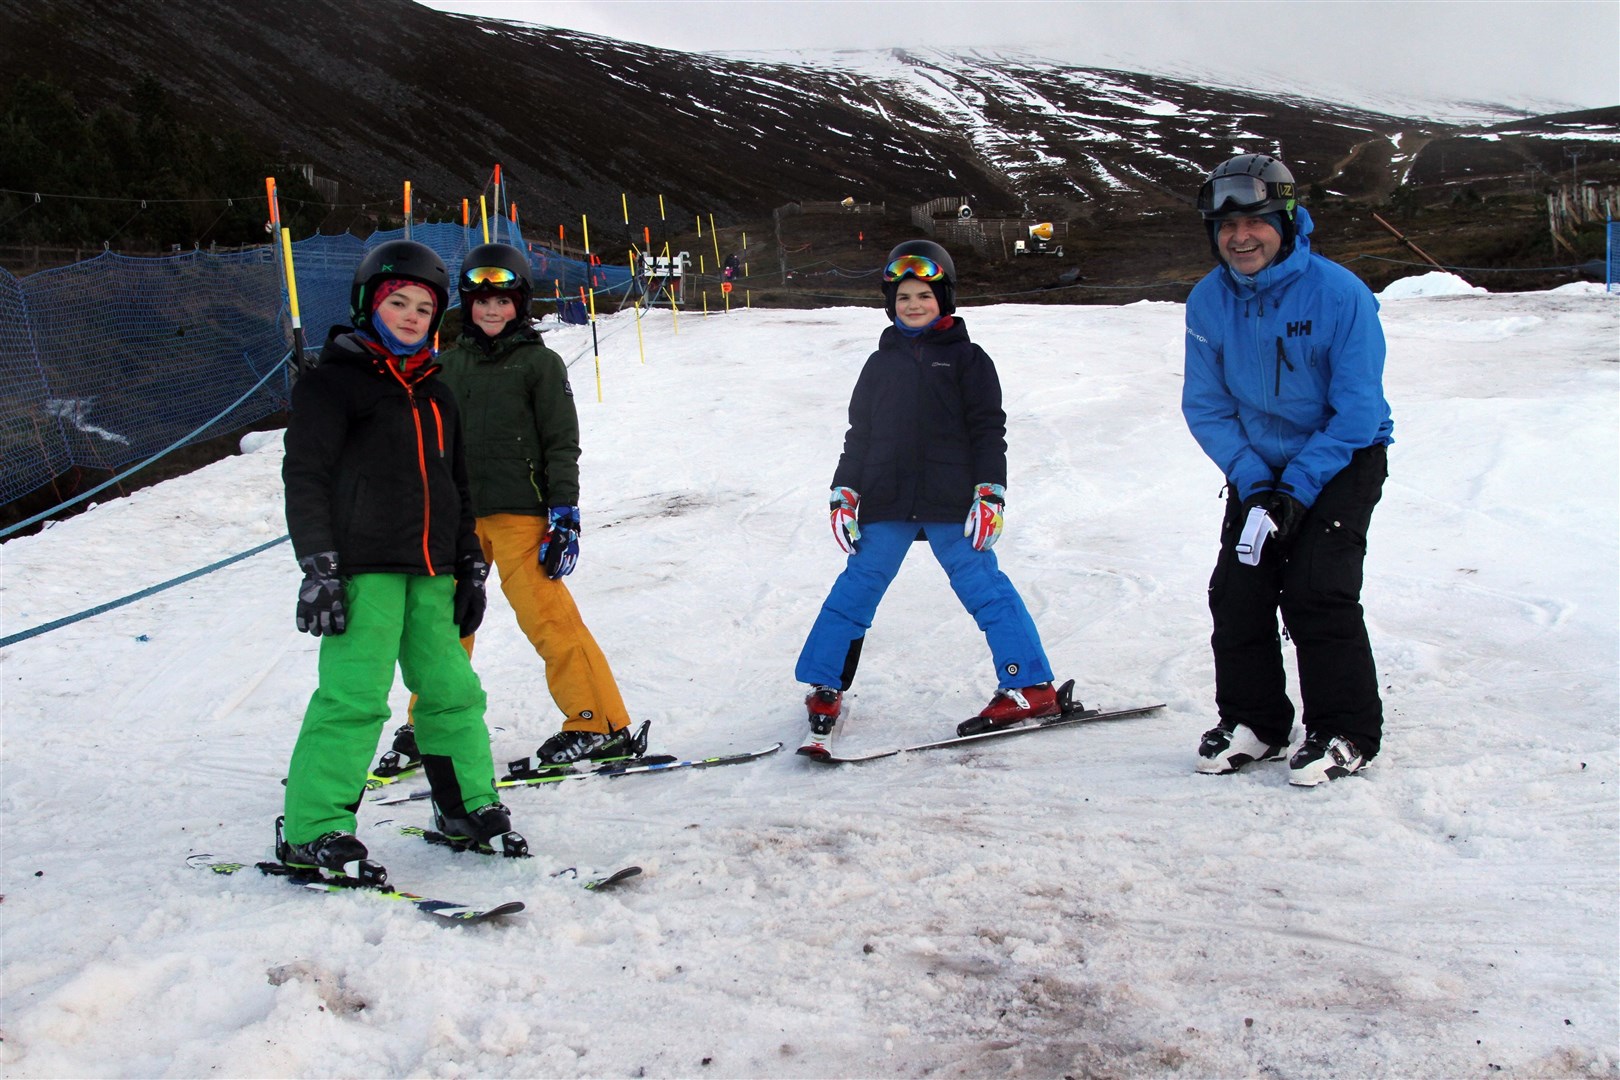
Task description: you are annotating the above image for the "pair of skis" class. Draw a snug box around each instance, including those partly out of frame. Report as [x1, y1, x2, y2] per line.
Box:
[369, 742, 785, 806]
[797, 680, 1166, 763]
[189, 841, 640, 925]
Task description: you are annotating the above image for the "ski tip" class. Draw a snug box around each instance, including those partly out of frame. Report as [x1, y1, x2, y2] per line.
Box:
[584, 866, 643, 891]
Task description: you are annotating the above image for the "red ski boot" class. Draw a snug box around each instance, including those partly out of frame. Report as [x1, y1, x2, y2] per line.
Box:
[804, 686, 843, 737]
[970, 683, 1061, 729]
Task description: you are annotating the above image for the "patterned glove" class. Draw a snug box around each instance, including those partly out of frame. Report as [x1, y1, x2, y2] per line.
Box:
[829, 486, 861, 555]
[964, 482, 1006, 551]
[453, 555, 489, 637]
[540, 505, 580, 579]
[295, 551, 346, 636]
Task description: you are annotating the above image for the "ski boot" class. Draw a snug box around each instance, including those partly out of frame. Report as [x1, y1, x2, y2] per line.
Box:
[534, 718, 650, 767]
[1196, 722, 1288, 775]
[805, 686, 843, 737]
[957, 682, 1065, 737]
[432, 801, 528, 858]
[1288, 731, 1366, 787]
[371, 723, 421, 778]
[271, 815, 386, 885]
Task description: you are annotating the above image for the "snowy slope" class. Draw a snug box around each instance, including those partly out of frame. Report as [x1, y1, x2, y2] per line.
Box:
[1, 285, 1616, 1078]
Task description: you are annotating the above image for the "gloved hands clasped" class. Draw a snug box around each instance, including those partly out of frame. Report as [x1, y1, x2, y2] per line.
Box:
[829, 486, 860, 554]
[539, 505, 580, 579]
[1240, 488, 1308, 545]
[453, 554, 489, 637]
[295, 551, 346, 636]
[964, 482, 1006, 551]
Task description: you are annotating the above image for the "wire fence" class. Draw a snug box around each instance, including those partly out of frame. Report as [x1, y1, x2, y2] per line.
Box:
[0, 222, 629, 510]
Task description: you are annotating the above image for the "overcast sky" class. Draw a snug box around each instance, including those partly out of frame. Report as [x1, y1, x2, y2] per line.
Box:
[419, 0, 1617, 113]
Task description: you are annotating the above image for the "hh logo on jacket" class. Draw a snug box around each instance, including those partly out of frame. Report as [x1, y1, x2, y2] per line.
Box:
[1287, 320, 1313, 338]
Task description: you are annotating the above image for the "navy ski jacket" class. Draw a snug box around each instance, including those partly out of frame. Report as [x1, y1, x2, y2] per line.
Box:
[1182, 206, 1394, 507]
[832, 316, 1008, 525]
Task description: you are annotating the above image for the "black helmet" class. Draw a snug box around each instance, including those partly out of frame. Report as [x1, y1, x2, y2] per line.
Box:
[350, 240, 449, 338]
[881, 239, 956, 318]
[1197, 154, 1298, 257]
[458, 242, 534, 320]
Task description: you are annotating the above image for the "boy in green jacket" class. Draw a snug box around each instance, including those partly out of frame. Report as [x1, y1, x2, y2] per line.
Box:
[392, 242, 638, 767]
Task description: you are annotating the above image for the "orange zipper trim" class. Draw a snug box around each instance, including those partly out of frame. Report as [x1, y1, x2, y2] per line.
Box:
[386, 364, 436, 575]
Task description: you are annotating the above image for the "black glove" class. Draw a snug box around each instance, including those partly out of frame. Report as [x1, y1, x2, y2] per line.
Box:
[453, 555, 489, 638]
[1264, 491, 1307, 542]
[295, 552, 346, 636]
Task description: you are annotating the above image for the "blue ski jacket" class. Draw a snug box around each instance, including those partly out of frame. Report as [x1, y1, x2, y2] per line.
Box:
[1182, 206, 1394, 507]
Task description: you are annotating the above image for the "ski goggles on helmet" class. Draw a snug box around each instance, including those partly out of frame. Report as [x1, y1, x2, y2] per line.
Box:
[461, 265, 522, 289]
[1197, 173, 1293, 215]
[883, 254, 947, 282]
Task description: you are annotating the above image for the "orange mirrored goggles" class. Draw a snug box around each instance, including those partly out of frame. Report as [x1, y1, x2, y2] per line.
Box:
[883, 254, 947, 282]
[461, 265, 521, 289]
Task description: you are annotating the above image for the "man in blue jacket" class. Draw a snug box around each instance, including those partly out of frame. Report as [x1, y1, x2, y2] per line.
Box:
[1181, 154, 1394, 786]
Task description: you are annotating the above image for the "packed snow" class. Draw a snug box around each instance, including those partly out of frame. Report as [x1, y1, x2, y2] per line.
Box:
[1, 284, 1616, 1078]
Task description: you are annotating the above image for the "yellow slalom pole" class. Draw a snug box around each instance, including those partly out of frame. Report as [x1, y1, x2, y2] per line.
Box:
[479, 195, 489, 244]
[621, 193, 646, 364]
[702, 290, 709, 317]
[629, 250, 646, 364]
[582, 288, 603, 402]
[710, 213, 720, 267]
[278, 226, 308, 375]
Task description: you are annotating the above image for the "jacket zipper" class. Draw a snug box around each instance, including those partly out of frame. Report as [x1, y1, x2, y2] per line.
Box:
[387, 366, 437, 575]
[1274, 337, 1295, 395]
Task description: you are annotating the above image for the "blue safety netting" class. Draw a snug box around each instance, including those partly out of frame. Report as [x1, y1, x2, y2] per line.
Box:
[1608, 219, 1619, 293]
[0, 221, 632, 507]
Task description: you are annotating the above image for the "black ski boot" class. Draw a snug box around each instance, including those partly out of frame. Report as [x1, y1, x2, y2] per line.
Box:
[272, 815, 386, 884]
[433, 801, 528, 858]
[372, 723, 420, 777]
[535, 719, 650, 766]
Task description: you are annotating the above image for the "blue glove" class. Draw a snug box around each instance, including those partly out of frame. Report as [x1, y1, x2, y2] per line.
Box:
[964, 483, 1006, 551]
[540, 505, 580, 578]
[295, 551, 346, 636]
[829, 486, 860, 555]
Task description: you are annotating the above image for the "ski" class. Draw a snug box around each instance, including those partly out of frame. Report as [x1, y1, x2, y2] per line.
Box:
[188, 855, 524, 924]
[807, 682, 1165, 765]
[365, 760, 422, 790]
[393, 826, 642, 889]
[370, 742, 783, 804]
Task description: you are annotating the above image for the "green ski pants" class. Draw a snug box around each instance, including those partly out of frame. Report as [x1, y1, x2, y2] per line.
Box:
[283, 572, 495, 844]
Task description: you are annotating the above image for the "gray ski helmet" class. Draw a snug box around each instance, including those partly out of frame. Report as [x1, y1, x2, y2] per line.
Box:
[882, 239, 956, 318]
[459, 242, 534, 318]
[350, 240, 450, 337]
[1197, 153, 1297, 257]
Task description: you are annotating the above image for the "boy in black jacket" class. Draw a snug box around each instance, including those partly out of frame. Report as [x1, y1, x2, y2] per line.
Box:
[796, 240, 1056, 742]
[278, 240, 519, 873]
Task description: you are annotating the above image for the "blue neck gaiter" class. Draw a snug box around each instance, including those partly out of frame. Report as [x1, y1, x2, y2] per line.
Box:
[361, 320, 433, 358]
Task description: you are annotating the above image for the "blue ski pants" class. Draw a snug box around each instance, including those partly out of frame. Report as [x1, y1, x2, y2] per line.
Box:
[796, 520, 1053, 690]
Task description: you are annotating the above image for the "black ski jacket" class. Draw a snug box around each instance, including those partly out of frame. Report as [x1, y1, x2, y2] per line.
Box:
[831, 317, 1008, 525]
[283, 328, 479, 575]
